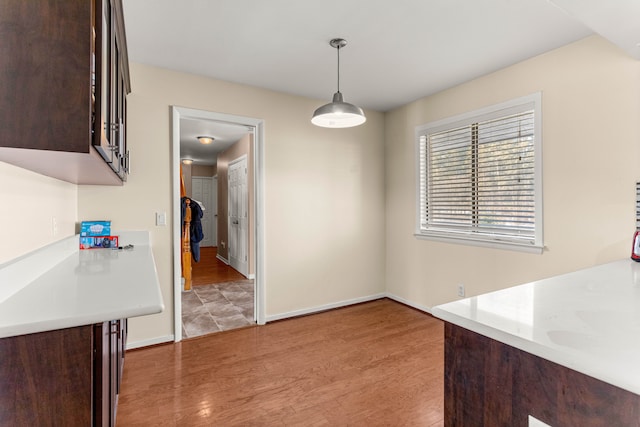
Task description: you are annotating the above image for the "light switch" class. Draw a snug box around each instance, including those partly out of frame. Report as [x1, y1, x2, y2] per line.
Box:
[51, 216, 58, 236]
[156, 212, 167, 226]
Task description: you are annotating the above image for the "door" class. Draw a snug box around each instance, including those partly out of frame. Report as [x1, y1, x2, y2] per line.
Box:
[228, 156, 248, 276]
[191, 176, 214, 247]
[212, 176, 218, 245]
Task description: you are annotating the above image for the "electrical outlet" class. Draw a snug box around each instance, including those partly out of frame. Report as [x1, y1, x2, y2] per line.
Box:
[457, 283, 465, 297]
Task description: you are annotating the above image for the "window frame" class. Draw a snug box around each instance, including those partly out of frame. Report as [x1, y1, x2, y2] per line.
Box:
[414, 93, 543, 254]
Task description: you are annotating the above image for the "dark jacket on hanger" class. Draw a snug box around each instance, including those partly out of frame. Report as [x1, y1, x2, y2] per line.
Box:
[181, 197, 204, 262]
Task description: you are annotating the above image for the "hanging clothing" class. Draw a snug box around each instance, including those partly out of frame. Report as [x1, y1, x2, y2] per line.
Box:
[181, 197, 204, 262]
[191, 198, 206, 211]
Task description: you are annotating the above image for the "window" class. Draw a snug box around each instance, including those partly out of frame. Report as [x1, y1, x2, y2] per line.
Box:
[416, 93, 543, 253]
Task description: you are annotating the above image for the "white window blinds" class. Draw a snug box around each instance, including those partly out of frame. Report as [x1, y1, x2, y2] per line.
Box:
[417, 94, 542, 250]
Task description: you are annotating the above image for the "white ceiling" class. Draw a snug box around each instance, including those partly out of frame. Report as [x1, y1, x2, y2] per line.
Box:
[122, 0, 640, 164]
[179, 118, 251, 165]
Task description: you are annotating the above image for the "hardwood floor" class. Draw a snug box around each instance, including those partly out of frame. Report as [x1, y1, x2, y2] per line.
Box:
[118, 299, 444, 426]
[192, 247, 245, 286]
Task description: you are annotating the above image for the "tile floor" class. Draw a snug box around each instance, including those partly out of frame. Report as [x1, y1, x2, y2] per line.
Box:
[182, 279, 255, 339]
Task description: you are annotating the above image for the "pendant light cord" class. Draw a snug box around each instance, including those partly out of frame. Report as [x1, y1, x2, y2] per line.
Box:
[311, 38, 366, 128]
[336, 45, 341, 94]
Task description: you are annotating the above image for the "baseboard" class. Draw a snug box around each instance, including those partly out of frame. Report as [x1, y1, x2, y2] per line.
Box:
[384, 292, 433, 315]
[128, 296, 429, 348]
[265, 293, 387, 323]
[126, 334, 174, 350]
[215, 253, 251, 279]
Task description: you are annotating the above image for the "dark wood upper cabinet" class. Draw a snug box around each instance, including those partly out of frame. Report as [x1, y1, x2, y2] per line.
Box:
[94, 0, 130, 180]
[0, 0, 131, 185]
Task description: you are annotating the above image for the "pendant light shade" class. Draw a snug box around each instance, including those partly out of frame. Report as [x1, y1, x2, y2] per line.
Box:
[311, 38, 366, 128]
[312, 92, 366, 128]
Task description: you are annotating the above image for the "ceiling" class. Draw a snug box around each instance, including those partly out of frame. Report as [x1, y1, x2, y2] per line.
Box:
[179, 118, 251, 165]
[122, 0, 640, 165]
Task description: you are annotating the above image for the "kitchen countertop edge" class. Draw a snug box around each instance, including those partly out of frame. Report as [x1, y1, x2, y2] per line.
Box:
[432, 259, 640, 396]
[0, 231, 164, 339]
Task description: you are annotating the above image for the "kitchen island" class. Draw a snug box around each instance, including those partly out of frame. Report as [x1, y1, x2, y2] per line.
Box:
[433, 259, 640, 426]
[0, 231, 164, 426]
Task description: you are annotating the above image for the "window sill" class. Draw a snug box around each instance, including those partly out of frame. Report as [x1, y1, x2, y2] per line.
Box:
[414, 232, 544, 254]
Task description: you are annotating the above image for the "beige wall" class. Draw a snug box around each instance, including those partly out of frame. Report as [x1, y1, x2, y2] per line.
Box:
[191, 164, 216, 178]
[78, 63, 386, 345]
[385, 35, 640, 310]
[181, 164, 215, 197]
[0, 162, 77, 264]
[216, 134, 253, 269]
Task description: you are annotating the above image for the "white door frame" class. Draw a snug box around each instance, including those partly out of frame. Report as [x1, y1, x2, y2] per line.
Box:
[171, 106, 266, 342]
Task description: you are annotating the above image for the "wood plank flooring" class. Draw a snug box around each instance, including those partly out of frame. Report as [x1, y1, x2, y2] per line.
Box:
[117, 299, 444, 426]
[192, 247, 245, 286]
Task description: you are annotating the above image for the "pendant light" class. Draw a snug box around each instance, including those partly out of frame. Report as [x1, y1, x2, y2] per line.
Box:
[311, 38, 366, 128]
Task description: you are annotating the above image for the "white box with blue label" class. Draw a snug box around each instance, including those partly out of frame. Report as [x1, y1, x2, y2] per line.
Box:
[80, 221, 111, 237]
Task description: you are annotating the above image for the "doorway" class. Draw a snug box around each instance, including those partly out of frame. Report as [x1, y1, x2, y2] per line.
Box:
[171, 106, 265, 342]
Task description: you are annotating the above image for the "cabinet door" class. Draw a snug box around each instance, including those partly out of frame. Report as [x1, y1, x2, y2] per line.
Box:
[94, 0, 129, 179]
[0, 327, 93, 425]
[94, 322, 111, 426]
[117, 318, 128, 391]
[94, 320, 128, 427]
[118, 68, 129, 178]
[109, 320, 119, 426]
[93, 0, 115, 164]
[0, 0, 91, 151]
[112, 28, 128, 180]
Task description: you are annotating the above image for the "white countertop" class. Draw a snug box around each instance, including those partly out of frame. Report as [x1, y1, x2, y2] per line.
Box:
[432, 259, 640, 395]
[0, 231, 164, 339]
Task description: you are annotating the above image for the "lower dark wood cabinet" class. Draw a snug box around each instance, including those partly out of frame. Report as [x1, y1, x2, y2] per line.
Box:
[444, 322, 640, 427]
[0, 319, 127, 426]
